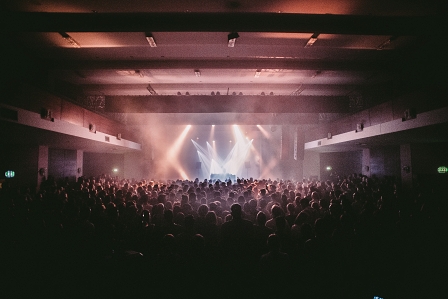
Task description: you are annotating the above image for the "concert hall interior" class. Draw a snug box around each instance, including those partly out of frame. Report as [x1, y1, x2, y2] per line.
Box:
[1, 1, 447, 298]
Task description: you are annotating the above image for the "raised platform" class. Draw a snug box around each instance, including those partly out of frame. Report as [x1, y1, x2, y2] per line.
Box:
[210, 173, 236, 182]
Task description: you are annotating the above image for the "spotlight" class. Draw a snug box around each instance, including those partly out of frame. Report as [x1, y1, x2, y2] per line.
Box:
[305, 33, 319, 48]
[239, 92, 243, 95]
[232, 92, 237, 95]
[377, 36, 398, 50]
[216, 91, 220, 95]
[228, 32, 239, 47]
[261, 92, 265, 96]
[177, 92, 182, 95]
[254, 70, 261, 78]
[194, 70, 201, 77]
[185, 92, 190, 96]
[147, 84, 157, 95]
[145, 33, 157, 47]
[211, 91, 215, 96]
[269, 92, 274, 96]
[212, 125, 215, 127]
[59, 32, 81, 48]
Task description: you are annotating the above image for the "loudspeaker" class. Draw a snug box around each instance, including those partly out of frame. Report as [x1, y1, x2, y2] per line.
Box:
[40, 108, 54, 122]
[89, 124, 96, 133]
[356, 123, 364, 133]
[402, 108, 416, 121]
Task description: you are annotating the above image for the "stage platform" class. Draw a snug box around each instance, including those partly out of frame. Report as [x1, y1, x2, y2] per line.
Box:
[210, 173, 236, 182]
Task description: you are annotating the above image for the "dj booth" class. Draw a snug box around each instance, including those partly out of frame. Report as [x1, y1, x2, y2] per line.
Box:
[210, 173, 236, 182]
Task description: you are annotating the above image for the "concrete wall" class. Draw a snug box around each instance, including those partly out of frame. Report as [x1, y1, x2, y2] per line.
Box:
[303, 151, 320, 180]
[319, 151, 363, 181]
[305, 91, 447, 143]
[83, 152, 125, 179]
[370, 146, 401, 180]
[48, 148, 79, 183]
[2, 83, 139, 143]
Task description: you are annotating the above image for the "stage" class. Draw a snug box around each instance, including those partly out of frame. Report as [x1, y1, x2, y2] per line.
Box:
[210, 173, 236, 182]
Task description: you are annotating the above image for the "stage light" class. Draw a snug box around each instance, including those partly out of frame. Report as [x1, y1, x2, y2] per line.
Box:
[145, 33, 157, 47]
[305, 33, 319, 48]
[113, 168, 118, 173]
[59, 32, 81, 48]
[254, 70, 261, 78]
[167, 125, 192, 178]
[228, 32, 239, 47]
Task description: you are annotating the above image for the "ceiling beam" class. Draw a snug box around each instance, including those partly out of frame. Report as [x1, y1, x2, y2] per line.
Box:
[3, 12, 442, 35]
[105, 95, 349, 113]
[126, 113, 320, 126]
[48, 58, 394, 72]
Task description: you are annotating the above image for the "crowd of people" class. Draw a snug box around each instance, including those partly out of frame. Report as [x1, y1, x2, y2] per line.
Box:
[1, 172, 447, 298]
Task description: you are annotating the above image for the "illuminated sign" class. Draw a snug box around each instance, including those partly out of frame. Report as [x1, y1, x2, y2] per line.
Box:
[5, 170, 15, 178]
[437, 166, 447, 174]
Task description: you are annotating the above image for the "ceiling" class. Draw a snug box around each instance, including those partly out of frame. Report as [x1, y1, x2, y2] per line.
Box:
[1, 0, 447, 142]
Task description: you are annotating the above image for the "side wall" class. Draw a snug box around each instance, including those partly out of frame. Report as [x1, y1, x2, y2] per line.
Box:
[83, 153, 125, 179]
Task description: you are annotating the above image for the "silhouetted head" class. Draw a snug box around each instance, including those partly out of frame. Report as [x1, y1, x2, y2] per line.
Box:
[256, 211, 267, 225]
[267, 234, 281, 252]
[230, 203, 242, 219]
[197, 204, 209, 217]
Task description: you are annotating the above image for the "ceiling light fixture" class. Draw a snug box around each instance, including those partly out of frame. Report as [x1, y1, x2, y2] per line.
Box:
[228, 32, 239, 47]
[194, 70, 201, 77]
[147, 84, 157, 95]
[59, 32, 80, 48]
[145, 33, 157, 47]
[311, 70, 322, 78]
[377, 36, 398, 50]
[254, 70, 261, 78]
[305, 33, 319, 48]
